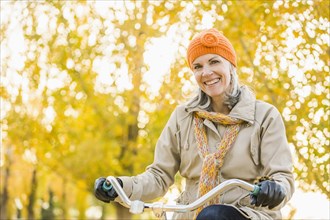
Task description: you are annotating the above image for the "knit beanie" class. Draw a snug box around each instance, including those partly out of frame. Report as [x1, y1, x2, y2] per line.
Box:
[187, 28, 237, 69]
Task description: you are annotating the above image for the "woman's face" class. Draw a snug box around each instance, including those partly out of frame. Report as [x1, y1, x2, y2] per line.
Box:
[192, 54, 231, 101]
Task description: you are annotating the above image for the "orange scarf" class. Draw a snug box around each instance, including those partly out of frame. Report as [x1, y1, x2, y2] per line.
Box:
[193, 111, 244, 218]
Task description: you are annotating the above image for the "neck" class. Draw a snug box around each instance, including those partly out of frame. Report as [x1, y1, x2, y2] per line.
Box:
[211, 99, 230, 115]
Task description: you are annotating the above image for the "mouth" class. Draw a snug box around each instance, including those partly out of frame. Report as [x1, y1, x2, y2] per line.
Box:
[204, 78, 221, 86]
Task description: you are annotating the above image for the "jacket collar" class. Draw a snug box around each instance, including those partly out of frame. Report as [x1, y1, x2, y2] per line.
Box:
[185, 86, 256, 125]
[229, 86, 255, 125]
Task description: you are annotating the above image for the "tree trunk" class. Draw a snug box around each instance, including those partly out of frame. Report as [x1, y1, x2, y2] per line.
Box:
[27, 168, 37, 219]
[16, 207, 22, 219]
[77, 191, 87, 220]
[0, 165, 10, 220]
[61, 180, 68, 219]
[115, 202, 132, 219]
[41, 189, 55, 219]
[1, 147, 13, 220]
[100, 204, 106, 220]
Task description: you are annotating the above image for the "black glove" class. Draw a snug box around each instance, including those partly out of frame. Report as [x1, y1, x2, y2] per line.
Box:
[251, 180, 286, 209]
[94, 177, 123, 203]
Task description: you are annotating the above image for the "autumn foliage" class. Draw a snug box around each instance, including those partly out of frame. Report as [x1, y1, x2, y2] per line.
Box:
[1, 1, 329, 219]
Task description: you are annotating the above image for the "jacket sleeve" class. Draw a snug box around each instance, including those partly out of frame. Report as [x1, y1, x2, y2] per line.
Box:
[116, 108, 181, 202]
[258, 105, 295, 209]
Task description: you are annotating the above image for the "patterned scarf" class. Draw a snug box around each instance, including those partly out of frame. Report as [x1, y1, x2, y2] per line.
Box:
[193, 111, 244, 218]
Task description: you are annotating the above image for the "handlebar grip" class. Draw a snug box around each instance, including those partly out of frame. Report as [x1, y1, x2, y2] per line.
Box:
[102, 180, 113, 192]
[251, 185, 260, 196]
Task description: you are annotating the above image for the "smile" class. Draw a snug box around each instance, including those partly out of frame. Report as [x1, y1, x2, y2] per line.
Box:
[204, 78, 220, 85]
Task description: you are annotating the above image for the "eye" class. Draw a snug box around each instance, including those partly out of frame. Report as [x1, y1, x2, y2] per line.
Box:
[210, 60, 220, 64]
[193, 65, 202, 70]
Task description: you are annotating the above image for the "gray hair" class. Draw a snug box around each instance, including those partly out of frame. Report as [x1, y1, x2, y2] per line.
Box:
[186, 64, 241, 111]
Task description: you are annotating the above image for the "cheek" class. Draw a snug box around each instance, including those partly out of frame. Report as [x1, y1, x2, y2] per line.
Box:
[223, 69, 231, 86]
[225, 74, 231, 86]
[194, 74, 201, 83]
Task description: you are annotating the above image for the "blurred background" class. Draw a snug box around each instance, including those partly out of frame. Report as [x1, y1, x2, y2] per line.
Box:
[0, 0, 329, 219]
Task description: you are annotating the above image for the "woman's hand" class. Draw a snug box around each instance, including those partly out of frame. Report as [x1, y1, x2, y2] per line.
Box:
[251, 180, 286, 209]
[94, 177, 123, 203]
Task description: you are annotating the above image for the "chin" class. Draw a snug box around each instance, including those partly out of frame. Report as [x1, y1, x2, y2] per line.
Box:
[205, 90, 226, 98]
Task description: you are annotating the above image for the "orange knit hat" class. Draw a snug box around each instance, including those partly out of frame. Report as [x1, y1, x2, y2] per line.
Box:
[187, 28, 237, 69]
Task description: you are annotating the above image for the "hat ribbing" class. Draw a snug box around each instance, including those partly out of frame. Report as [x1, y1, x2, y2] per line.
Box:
[187, 28, 237, 69]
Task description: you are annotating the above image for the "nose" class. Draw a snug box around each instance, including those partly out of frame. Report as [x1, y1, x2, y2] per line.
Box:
[202, 66, 213, 76]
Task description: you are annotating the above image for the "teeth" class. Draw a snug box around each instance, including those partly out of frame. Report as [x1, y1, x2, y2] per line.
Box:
[204, 78, 220, 85]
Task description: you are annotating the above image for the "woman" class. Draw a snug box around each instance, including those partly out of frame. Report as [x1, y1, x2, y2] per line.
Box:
[94, 28, 295, 220]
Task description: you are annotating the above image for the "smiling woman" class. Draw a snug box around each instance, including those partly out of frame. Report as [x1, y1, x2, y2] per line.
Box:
[191, 55, 233, 114]
[94, 28, 295, 220]
[1, 1, 329, 219]
[186, 29, 241, 114]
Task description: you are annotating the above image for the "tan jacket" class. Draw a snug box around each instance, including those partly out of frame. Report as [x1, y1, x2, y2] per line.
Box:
[118, 86, 295, 219]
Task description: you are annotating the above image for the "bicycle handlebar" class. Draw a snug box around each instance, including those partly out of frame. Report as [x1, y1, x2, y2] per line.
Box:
[105, 176, 260, 216]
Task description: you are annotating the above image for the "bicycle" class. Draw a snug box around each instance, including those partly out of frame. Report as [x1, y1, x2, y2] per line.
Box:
[103, 176, 260, 219]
